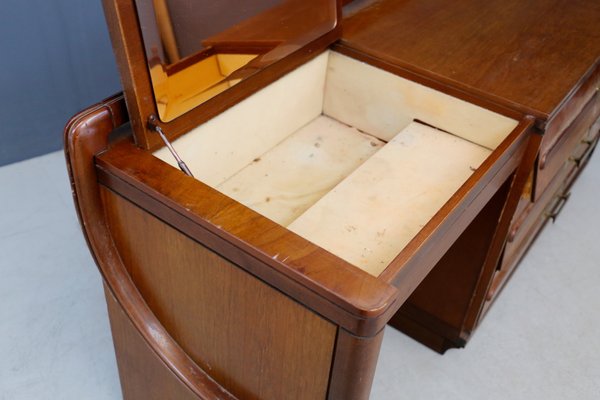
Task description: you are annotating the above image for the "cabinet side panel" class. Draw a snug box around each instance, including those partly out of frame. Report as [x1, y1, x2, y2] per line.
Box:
[101, 188, 336, 400]
[105, 285, 202, 400]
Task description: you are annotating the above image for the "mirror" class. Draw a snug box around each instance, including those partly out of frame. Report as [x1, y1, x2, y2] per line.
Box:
[135, 0, 338, 122]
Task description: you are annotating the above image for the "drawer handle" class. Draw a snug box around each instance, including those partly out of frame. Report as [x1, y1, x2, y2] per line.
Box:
[569, 137, 597, 167]
[544, 192, 571, 223]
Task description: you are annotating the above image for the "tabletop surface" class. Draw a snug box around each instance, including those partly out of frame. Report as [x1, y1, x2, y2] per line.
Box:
[341, 0, 600, 119]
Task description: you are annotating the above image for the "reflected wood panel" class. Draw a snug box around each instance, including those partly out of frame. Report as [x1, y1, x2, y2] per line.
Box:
[134, 0, 337, 121]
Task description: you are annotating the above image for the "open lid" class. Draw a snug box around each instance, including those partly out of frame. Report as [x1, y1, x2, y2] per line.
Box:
[102, 0, 341, 150]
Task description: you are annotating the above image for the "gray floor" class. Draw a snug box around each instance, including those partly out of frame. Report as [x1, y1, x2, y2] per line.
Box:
[1, 150, 599, 400]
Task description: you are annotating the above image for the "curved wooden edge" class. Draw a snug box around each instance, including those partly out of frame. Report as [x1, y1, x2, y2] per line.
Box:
[96, 143, 400, 332]
[63, 94, 237, 400]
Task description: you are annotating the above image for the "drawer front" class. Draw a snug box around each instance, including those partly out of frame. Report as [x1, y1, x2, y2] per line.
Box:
[540, 65, 600, 166]
[486, 161, 575, 302]
[575, 112, 600, 160]
[488, 131, 599, 302]
[508, 128, 599, 258]
[536, 90, 600, 198]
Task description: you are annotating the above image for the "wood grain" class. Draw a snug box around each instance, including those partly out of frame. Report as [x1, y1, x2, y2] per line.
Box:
[105, 286, 203, 400]
[334, 0, 600, 352]
[70, 0, 600, 393]
[341, 0, 600, 121]
[102, 188, 337, 400]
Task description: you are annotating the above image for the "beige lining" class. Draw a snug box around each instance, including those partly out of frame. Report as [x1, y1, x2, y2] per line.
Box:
[154, 50, 517, 275]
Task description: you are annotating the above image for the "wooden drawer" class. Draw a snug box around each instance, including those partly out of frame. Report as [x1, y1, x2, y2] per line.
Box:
[536, 65, 600, 198]
[506, 111, 599, 247]
[487, 129, 599, 302]
[572, 114, 600, 164]
[536, 89, 600, 198]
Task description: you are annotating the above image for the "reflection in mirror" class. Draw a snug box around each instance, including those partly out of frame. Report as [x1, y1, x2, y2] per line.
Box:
[135, 0, 338, 122]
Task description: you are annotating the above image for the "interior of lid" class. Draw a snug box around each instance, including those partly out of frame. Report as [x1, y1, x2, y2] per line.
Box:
[111, 0, 339, 148]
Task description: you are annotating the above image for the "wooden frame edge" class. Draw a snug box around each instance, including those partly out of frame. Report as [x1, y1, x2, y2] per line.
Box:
[63, 94, 237, 400]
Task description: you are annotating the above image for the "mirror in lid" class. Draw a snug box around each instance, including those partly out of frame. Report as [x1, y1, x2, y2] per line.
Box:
[103, 0, 341, 149]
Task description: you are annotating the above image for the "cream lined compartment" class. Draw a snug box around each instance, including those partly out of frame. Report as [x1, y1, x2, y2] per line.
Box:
[155, 51, 519, 276]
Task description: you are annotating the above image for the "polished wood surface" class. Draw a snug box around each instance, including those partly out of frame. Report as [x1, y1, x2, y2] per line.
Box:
[202, 0, 338, 47]
[102, 188, 337, 400]
[341, 0, 600, 120]
[95, 139, 400, 337]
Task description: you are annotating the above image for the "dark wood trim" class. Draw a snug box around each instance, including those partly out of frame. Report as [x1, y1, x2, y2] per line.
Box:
[163, 46, 217, 76]
[388, 172, 516, 353]
[536, 90, 600, 198]
[388, 307, 465, 355]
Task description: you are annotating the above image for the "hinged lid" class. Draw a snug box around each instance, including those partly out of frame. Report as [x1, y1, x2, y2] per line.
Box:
[102, 0, 341, 150]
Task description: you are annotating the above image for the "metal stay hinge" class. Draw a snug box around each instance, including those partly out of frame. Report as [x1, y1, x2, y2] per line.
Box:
[148, 115, 194, 178]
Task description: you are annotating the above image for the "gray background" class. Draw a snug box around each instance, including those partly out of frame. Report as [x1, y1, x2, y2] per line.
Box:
[0, 0, 121, 167]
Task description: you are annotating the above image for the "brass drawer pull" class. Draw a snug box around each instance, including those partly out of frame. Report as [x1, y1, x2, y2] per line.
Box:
[544, 192, 571, 223]
[568, 137, 597, 167]
[569, 155, 585, 167]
